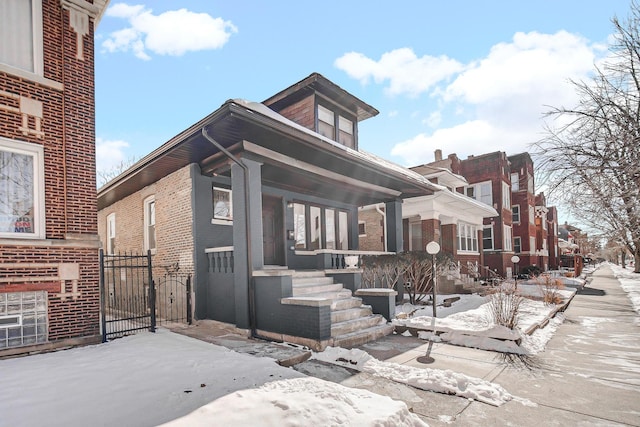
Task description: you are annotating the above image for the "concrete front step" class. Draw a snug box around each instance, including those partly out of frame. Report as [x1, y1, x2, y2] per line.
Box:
[292, 276, 335, 286]
[331, 297, 363, 311]
[330, 323, 395, 348]
[331, 314, 386, 337]
[331, 306, 373, 323]
[292, 282, 344, 296]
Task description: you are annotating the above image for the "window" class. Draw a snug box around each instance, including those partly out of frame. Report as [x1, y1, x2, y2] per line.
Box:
[358, 221, 366, 236]
[293, 202, 350, 251]
[504, 225, 513, 251]
[465, 181, 492, 206]
[511, 172, 520, 191]
[293, 203, 306, 249]
[317, 105, 335, 140]
[530, 236, 536, 253]
[106, 213, 116, 254]
[529, 206, 535, 224]
[338, 116, 353, 147]
[514, 236, 521, 253]
[512, 205, 520, 223]
[317, 104, 355, 148]
[483, 225, 494, 250]
[457, 222, 478, 252]
[143, 196, 156, 253]
[0, 0, 43, 75]
[409, 220, 422, 251]
[310, 206, 322, 250]
[0, 138, 44, 239]
[502, 182, 511, 209]
[213, 187, 232, 221]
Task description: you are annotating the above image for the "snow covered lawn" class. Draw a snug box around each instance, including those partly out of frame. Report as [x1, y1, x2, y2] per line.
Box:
[0, 329, 427, 427]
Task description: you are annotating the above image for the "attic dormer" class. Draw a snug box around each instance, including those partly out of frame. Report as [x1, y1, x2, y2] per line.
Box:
[262, 72, 379, 150]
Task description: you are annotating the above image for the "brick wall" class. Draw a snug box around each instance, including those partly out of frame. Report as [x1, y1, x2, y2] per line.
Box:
[274, 94, 315, 131]
[358, 208, 384, 251]
[0, 0, 101, 354]
[98, 165, 195, 275]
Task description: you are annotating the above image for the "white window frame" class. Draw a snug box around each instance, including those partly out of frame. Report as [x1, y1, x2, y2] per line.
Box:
[106, 213, 116, 254]
[529, 207, 535, 225]
[514, 236, 522, 253]
[511, 172, 519, 191]
[212, 187, 233, 223]
[530, 236, 536, 254]
[503, 225, 513, 251]
[482, 225, 494, 250]
[0, 138, 45, 239]
[143, 196, 156, 254]
[512, 205, 520, 224]
[502, 181, 511, 210]
[457, 222, 478, 253]
[408, 219, 422, 251]
[0, 0, 44, 76]
[466, 181, 493, 206]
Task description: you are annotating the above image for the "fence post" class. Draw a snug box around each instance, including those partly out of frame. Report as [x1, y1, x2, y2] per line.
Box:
[186, 274, 193, 325]
[99, 249, 107, 343]
[147, 250, 156, 332]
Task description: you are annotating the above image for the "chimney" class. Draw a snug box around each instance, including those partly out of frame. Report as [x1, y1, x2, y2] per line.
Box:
[434, 149, 443, 162]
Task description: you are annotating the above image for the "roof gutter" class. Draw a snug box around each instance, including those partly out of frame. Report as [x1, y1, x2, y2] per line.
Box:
[201, 127, 261, 340]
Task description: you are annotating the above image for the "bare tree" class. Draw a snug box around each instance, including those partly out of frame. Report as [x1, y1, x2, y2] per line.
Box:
[534, 1, 640, 272]
[96, 157, 138, 188]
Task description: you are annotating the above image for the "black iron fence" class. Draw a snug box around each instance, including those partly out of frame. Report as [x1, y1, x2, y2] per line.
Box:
[100, 250, 155, 342]
[99, 250, 193, 342]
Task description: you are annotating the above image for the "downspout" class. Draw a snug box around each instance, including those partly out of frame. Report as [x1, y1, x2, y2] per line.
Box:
[375, 203, 387, 252]
[201, 127, 259, 339]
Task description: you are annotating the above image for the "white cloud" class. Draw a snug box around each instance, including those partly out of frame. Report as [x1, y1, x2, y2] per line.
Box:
[102, 4, 237, 60]
[341, 31, 606, 164]
[95, 137, 130, 173]
[334, 48, 463, 97]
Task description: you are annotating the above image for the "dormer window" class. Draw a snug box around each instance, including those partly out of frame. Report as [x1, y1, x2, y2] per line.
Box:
[317, 104, 355, 149]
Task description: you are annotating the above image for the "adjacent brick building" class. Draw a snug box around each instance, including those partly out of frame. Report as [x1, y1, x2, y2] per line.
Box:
[0, 0, 108, 356]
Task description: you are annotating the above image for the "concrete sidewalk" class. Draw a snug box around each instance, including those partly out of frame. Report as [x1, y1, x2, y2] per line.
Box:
[343, 265, 640, 426]
[172, 265, 640, 426]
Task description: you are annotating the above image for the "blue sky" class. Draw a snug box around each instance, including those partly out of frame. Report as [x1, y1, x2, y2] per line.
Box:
[95, 1, 631, 181]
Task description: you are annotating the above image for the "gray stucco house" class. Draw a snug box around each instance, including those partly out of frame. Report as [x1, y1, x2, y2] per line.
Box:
[97, 73, 441, 350]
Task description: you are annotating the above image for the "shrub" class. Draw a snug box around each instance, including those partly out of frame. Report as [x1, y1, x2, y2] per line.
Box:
[487, 283, 523, 329]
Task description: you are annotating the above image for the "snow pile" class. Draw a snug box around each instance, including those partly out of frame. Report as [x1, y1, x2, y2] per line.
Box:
[313, 346, 513, 407]
[609, 263, 640, 315]
[162, 377, 428, 427]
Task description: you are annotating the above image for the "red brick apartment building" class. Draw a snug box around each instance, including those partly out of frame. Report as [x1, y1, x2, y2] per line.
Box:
[1, 0, 108, 356]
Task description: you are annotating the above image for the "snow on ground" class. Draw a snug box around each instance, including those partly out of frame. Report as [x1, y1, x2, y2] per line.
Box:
[609, 262, 640, 316]
[0, 329, 427, 427]
[312, 347, 513, 407]
[392, 285, 573, 355]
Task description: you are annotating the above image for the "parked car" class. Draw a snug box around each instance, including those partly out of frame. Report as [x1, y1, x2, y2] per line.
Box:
[522, 271, 586, 290]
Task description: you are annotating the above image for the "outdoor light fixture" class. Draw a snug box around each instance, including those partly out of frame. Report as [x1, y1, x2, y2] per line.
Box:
[418, 241, 441, 364]
[511, 255, 520, 288]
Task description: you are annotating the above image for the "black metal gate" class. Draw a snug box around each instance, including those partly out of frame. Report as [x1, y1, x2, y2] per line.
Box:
[100, 250, 155, 342]
[154, 273, 192, 326]
[99, 250, 193, 342]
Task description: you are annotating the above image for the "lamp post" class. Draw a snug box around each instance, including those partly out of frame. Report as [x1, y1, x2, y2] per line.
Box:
[511, 255, 520, 288]
[417, 241, 441, 364]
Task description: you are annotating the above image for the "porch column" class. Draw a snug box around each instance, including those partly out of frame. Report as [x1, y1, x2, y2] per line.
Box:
[385, 199, 403, 253]
[231, 158, 264, 329]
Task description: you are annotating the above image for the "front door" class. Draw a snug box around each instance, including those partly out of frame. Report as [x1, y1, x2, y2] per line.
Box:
[262, 195, 285, 266]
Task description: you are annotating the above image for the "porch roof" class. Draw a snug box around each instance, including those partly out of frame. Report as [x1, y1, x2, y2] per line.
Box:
[401, 189, 499, 225]
[98, 98, 441, 210]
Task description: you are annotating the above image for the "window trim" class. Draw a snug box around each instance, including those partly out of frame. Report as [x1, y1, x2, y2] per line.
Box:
[504, 225, 513, 251]
[0, 0, 44, 77]
[456, 222, 479, 254]
[143, 196, 156, 254]
[0, 137, 45, 239]
[512, 204, 520, 224]
[106, 213, 116, 254]
[511, 172, 520, 191]
[212, 186, 233, 223]
[514, 236, 522, 253]
[483, 225, 494, 251]
[465, 180, 493, 206]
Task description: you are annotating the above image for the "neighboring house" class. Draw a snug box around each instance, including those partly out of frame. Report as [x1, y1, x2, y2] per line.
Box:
[508, 153, 557, 273]
[97, 73, 442, 350]
[360, 149, 498, 290]
[0, 0, 108, 356]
